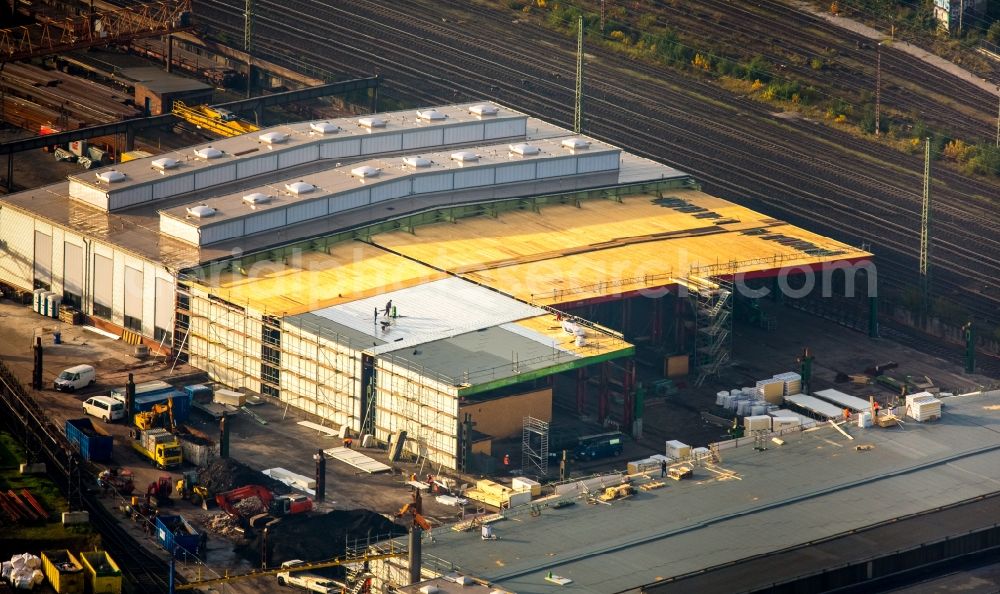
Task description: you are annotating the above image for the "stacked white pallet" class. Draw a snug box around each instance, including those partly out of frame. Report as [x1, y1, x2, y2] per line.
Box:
[744, 415, 772, 432]
[772, 371, 802, 395]
[755, 378, 785, 404]
[907, 394, 942, 422]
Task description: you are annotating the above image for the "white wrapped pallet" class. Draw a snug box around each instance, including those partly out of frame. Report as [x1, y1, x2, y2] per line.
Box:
[744, 415, 772, 432]
[751, 404, 767, 416]
[857, 411, 873, 428]
[905, 391, 935, 407]
[665, 440, 691, 460]
[908, 395, 942, 422]
[716, 391, 728, 406]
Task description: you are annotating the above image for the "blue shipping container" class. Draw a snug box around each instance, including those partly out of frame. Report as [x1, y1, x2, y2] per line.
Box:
[183, 384, 213, 400]
[65, 418, 114, 463]
[155, 514, 201, 558]
[134, 390, 192, 423]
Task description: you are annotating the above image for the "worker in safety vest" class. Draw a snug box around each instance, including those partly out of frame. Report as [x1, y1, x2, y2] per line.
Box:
[843, 408, 851, 422]
[503, 453, 510, 467]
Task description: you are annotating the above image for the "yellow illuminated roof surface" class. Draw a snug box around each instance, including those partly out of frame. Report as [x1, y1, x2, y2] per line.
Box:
[194, 243, 445, 316]
[369, 189, 871, 306]
[197, 189, 870, 313]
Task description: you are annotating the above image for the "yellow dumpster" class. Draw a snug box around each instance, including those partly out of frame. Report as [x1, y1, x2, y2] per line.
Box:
[79, 551, 122, 594]
[41, 550, 84, 594]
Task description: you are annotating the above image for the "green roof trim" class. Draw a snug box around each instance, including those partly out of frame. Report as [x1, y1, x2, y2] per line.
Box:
[457, 346, 635, 397]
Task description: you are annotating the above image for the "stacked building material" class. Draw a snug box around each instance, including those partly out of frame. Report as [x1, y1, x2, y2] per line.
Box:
[755, 378, 785, 404]
[772, 371, 802, 395]
[744, 415, 772, 432]
[906, 392, 942, 422]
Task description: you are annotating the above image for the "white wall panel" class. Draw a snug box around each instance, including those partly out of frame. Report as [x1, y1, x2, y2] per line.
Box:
[199, 220, 245, 245]
[63, 242, 84, 296]
[236, 154, 277, 178]
[92, 254, 113, 310]
[329, 189, 370, 213]
[320, 138, 362, 159]
[443, 123, 484, 145]
[576, 152, 620, 173]
[453, 168, 495, 189]
[194, 163, 236, 189]
[68, 181, 109, 209]
[370, 179, 411, 203]
[155, 276, 173, 334]
[0, 208, 34, 289]
[286, 199, 329, 224]
[536, 157, 577, 178]
[484, 118, 527, 140]
[495, 162, 536, 184]
[108, 185, 153, 210]
[158, 216, 201, 245]
[152, 174, 195, 200]
[278, 145, 319, 169]
[244, 209, 287, 234]
[412, 172, 454, 195]
[33, 231, 52, 286]
[123, 265, 142, 322]
[402, 128, 444, 150]
[361, 133, 402, 155]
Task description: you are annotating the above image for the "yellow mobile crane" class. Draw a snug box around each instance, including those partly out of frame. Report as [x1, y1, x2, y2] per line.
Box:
[171, 101, 259, 137]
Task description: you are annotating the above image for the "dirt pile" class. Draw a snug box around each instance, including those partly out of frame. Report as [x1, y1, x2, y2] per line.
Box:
[240, 510, 406, 565]
[197, 458, 290, 495]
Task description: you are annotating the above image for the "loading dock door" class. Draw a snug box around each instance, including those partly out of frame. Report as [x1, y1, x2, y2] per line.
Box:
[33, 231, 52, 288]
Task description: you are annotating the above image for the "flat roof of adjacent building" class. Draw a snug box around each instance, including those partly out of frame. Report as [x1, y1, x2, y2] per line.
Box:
[394, 391, 1000, 593]
[120, 67, 212, 93]
[279, 276, 631, 392]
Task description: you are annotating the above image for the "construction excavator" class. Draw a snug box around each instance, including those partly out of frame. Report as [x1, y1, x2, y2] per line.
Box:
[134, 398, 176, 431]
[394, 490, 431, 531]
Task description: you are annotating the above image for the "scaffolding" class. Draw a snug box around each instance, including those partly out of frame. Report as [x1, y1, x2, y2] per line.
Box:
[521, 416, 549, 477]
[685, 275, 733, 387]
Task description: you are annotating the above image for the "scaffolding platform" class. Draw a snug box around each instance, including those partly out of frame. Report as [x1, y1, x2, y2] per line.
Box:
[323, 446, 392, 474]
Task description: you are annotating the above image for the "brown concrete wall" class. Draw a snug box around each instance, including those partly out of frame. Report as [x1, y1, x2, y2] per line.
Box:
[460, 388, 552, 439]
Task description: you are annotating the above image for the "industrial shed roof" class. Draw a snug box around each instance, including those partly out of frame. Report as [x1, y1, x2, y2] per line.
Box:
[69, 101, 525, 194]
[389, 391, 1000, 593]
[156, 135, 621, 245]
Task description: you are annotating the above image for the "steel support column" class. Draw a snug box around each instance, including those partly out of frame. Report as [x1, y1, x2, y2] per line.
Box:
[651, 295, 664, 345]
[576, 367, 586, 415]
[622, 360, 635, 431]
[621, 297, 631, 339]
[598, 362, 609, 423]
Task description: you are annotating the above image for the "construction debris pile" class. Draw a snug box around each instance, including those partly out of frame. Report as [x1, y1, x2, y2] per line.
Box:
[206, 513, 244, 537]
[240, 510, 406, 565]
[198, 458, 290, 496]
[233, 496, 267, 517]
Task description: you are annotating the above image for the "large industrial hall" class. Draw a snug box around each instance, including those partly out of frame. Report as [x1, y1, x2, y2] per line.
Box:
[0, 102, 870, 470]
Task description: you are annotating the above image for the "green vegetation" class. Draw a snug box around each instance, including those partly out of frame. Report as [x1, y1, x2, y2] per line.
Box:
[510, 0, 1000, 182]
[0, 432, 95, 545]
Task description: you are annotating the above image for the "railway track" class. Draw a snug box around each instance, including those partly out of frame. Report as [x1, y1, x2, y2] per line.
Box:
[637, 0, 1000, 143]
[190, 1, 1000, 332]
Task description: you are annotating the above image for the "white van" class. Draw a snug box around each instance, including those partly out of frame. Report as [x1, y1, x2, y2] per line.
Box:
[54, 364, 96, 392]
[83, 396, 125, 422]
